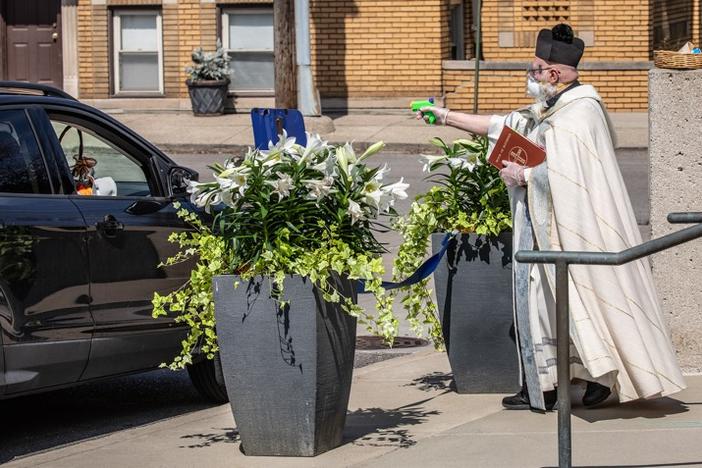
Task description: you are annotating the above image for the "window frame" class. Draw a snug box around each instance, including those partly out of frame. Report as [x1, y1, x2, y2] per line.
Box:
[0, 107, 55, 196]
[449, 2, 465, 60]
[43, 107, 167, 200]
[111, 8, 164, 97]
[221, 7, 275, 96]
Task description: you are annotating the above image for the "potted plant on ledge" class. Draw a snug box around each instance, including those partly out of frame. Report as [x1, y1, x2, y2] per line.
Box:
[382, 136, 518, 394]
[153, 133, 406, 456]
[185, 40, 230, 116]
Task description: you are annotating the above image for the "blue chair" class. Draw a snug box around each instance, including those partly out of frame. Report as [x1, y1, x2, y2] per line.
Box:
[250, 108, 307, 150]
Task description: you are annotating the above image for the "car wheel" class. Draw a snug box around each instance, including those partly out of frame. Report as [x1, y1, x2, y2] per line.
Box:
[187, 353, 229, 404]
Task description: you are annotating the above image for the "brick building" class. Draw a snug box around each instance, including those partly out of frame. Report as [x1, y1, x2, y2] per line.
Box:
[1, 0, 700, 113]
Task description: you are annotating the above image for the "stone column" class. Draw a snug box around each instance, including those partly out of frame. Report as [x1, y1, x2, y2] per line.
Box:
[61, 0, 79, 98]
[649, 68, 702, 372]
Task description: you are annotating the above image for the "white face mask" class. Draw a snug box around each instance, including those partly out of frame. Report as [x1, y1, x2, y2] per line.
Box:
[526, 75, 543, 99]
[526, 75, 558, 102]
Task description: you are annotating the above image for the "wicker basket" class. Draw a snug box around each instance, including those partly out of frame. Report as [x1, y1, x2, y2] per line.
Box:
[654, 50, 702, 70]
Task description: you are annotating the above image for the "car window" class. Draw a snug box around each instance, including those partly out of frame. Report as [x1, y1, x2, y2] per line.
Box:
[0, 110, 52, 195]
[51, 121, 152, 197]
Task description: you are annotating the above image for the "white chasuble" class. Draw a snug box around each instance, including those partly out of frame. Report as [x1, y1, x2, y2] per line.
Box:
[486, 84, 685, 408]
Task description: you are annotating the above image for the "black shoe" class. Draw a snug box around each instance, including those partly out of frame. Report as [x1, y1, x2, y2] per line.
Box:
[502, 389, 531, 410]
[502, 389, 557, 411]
[583, 381, 611, 407]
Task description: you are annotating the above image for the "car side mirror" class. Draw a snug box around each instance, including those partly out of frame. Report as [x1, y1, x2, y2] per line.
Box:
[169, 166, 198, 198]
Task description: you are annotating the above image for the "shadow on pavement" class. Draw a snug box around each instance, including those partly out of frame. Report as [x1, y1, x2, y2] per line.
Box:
[344, 395, 444, 449]
[179, 428, 239, 449]
[573, 396, 690, 423]
[0, 369, 218, 464]
[174, 403, 442, 453]
[404, 371, 456, 392]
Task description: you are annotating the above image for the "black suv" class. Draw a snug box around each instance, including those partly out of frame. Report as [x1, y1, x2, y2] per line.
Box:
[0, 82, 226, 402]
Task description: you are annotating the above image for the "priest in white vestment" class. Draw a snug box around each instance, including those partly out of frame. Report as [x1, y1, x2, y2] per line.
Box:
[417, 23, 686, 411]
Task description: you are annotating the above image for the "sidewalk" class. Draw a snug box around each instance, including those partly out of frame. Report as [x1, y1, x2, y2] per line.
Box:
[105, 111, 648, 155]
[9, 349, 701, 468]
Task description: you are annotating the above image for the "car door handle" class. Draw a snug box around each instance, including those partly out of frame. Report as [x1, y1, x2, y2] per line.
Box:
[96, 215, 124, 238]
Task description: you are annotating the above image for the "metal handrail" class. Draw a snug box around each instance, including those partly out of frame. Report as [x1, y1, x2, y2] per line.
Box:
[514, 212, 702, 468]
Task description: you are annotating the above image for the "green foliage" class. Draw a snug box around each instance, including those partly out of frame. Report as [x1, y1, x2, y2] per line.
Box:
[186, 39, 230, 82]
[152, 134, 405, 369]
[380, 136, 512, 349]
[152, 206, 232, 369]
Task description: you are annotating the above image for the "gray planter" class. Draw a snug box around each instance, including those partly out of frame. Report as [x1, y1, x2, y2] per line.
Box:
[431, 232, 519, 393]
[213, 274, 357, 457]
[186, 79, 229, 116]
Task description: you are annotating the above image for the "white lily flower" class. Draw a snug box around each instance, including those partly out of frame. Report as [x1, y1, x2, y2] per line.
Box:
[362, 181, 383, 209]
[347, 200, 364, 225]
[447, 157, 465, 168]
[312, 154, 337, 178]
[461, 159, 477, 172]
[378, 194, 394, 212]
[376, 178, 409, 213]
[186, 180, 208, 206]
[374, 163, 390, 182]
[215, 168, 249, 196]
[268, 129, 296, 151]
[449, 153, 480, 172]
[342, 142, 357, 163]
[191, 189, 222, 213]
[383, 177, 409, 201]
[300, 132, 329, 163]
[220, 189, 236, 207]
[259, 129, 299, 160]
[259, 151, 283, 169]
[214, 174, 234, 190]
[208, 192, 222, 207]
[267, 172, 294, 200]
[420, 154, 448, 172]
[336, 143, 357, 176]
[304, 176, 335, 200]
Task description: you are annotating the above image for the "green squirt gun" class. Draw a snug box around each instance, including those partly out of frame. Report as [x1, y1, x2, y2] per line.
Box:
[411, 97, 437, 125]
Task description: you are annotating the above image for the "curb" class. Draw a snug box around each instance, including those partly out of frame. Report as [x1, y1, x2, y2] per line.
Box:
[156, 142, 448, 156]
[158, 142, 647, 156]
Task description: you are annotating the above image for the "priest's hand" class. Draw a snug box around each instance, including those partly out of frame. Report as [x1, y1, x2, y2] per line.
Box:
[500, 161, 527, 187]
[415, 106, 450, 125]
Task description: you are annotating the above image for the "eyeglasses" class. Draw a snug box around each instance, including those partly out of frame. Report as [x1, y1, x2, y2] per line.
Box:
[526, 65, 558, 78]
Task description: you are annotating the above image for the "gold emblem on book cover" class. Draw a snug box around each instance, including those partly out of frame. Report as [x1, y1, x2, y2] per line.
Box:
[509, 146, 528, 165]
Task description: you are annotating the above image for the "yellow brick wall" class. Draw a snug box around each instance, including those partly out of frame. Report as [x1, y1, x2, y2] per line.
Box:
[444, 69, 648, 113]
[440, 0, 651, 112]
[176, 1, 217, 98]
[78, 0, 218, 99]
[77, 3, 109, 98]
[75, 0, 670, 111]
[481, 0, 650, 61]
[309, 0, 446, 98]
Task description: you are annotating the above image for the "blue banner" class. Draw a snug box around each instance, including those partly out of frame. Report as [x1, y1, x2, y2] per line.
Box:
[357, 232, 456, 294]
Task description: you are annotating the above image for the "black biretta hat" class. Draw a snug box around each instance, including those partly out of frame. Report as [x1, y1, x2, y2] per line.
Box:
[535, 24, 585, 67]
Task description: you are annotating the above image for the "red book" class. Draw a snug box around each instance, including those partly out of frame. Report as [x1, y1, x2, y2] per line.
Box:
[488, 125, 546, 169]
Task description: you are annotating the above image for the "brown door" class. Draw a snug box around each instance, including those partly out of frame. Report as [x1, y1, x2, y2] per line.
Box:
[5, 0, 63, 88]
